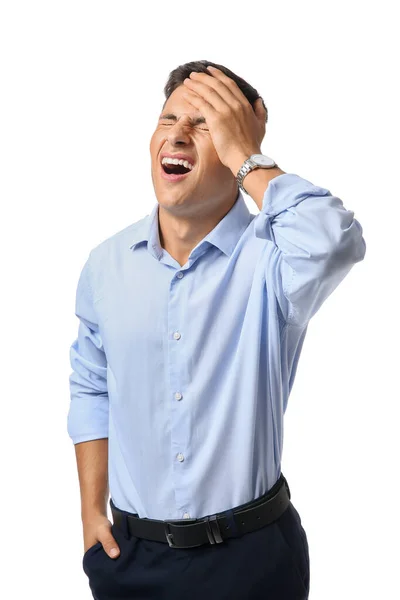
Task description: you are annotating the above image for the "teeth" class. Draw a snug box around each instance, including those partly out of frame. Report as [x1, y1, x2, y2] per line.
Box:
[162, 156, 194, 170]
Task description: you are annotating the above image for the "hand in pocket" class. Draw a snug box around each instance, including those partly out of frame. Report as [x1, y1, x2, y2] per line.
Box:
[83, 514, 120, 559]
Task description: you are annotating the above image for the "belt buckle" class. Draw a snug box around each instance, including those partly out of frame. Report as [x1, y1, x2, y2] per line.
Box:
[164, 515, 224, 548]
[164, 522, 178, 548]
[164, 520, 196, 549]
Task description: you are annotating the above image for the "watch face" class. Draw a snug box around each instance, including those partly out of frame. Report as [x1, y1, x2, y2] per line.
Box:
[251, 154, 276, 167]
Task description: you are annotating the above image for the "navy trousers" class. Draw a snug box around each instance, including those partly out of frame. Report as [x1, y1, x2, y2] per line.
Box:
[82, 500, 310, 599]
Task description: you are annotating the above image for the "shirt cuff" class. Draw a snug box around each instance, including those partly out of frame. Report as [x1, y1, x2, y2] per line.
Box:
[70, 433, 109, 445]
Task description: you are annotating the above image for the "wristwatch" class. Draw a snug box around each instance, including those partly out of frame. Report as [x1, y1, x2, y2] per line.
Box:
[236, 154, 277, 194]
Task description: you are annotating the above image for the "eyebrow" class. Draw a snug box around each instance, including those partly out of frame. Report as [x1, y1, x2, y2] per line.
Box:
[159, 113, 207, 126]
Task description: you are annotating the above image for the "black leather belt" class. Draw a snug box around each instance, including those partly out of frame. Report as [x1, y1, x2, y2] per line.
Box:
[110, 473, 291, 549]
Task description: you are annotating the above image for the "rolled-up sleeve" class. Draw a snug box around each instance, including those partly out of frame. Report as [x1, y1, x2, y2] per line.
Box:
[67, 252, 109, 444]
[254, 173, 367, 327]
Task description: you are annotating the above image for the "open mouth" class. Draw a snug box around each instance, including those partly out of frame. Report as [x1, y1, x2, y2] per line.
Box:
[160, 156, 195, 181]
[162, 163, 192, 175]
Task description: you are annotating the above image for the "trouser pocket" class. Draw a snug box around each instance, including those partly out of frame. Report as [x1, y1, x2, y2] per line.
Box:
[83, 541, 102, 564]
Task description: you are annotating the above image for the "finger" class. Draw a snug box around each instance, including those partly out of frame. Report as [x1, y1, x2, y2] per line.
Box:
[254, 97, 267, 124]
[101, 533, 120, 558]
[183, 78, 229, 114]
[204, 66, 251, 105]
[186, 71, 247, 110]
[181, 90, 216, 123]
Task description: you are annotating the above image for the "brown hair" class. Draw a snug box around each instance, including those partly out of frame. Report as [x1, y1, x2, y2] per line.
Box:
[163, 59, 268, 123]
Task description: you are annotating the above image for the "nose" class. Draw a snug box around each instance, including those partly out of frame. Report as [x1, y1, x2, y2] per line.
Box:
[166, 120, 191, 146]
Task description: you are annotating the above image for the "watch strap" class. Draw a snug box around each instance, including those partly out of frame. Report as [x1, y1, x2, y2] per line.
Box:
[237, 158, 257, 193]
[236, 155, 277, 194]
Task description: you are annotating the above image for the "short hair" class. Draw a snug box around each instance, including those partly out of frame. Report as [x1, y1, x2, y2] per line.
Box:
[163, 59, 268, 123]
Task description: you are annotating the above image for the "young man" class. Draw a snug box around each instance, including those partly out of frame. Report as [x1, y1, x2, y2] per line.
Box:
[67, 60, 366, 599]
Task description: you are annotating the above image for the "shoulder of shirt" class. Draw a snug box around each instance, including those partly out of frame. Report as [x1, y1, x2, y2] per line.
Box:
[87, 214, 149, 266]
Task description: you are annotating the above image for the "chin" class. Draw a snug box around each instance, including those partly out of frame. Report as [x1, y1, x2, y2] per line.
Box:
[155, 187, 189, 205]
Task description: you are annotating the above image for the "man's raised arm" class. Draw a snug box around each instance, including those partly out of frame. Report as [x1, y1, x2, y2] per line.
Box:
[250, 171, 367, 327]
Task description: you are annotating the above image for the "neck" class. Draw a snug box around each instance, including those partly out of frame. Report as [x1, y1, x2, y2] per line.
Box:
[157, 190, 238, 267]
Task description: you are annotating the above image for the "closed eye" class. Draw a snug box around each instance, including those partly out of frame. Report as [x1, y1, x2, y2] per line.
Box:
[159, 119, 208, 131]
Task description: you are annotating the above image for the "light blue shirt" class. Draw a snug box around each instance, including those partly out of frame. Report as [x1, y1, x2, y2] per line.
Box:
[67, 173, 366, 520]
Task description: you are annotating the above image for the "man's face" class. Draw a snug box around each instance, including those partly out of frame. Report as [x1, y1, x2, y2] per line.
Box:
[149, 84, 236, 213]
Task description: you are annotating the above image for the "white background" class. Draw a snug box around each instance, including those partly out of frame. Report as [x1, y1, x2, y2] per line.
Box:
[1, 1, 399, 598]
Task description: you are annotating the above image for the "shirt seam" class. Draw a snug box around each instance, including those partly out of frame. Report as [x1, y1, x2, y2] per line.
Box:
[86, 250, 108, 358]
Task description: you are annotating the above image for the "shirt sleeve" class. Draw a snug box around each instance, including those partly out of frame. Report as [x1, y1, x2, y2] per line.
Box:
[67, 252, 109, 444]
[254, 173, 367, 327]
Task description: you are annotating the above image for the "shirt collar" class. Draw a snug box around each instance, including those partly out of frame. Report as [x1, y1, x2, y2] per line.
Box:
[128, 190, 252, 260]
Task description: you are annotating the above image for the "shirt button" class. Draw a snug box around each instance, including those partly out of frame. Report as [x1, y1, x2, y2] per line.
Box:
[183, 512, 191, 519]
[177, 453, 184, 462]
[173, 331, 181, 340]
[177, 272, 184, 279]
[175, 392, 182, 401]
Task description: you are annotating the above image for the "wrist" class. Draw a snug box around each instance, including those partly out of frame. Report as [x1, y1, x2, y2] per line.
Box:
[81, 496, 108, 523]
[81, 507, 108, 525]
[228, 148, 262, 178]
[241, 166, 286, 210]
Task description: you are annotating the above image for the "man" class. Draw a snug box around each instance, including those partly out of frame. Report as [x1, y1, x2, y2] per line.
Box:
[67, 60, 366, 599]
